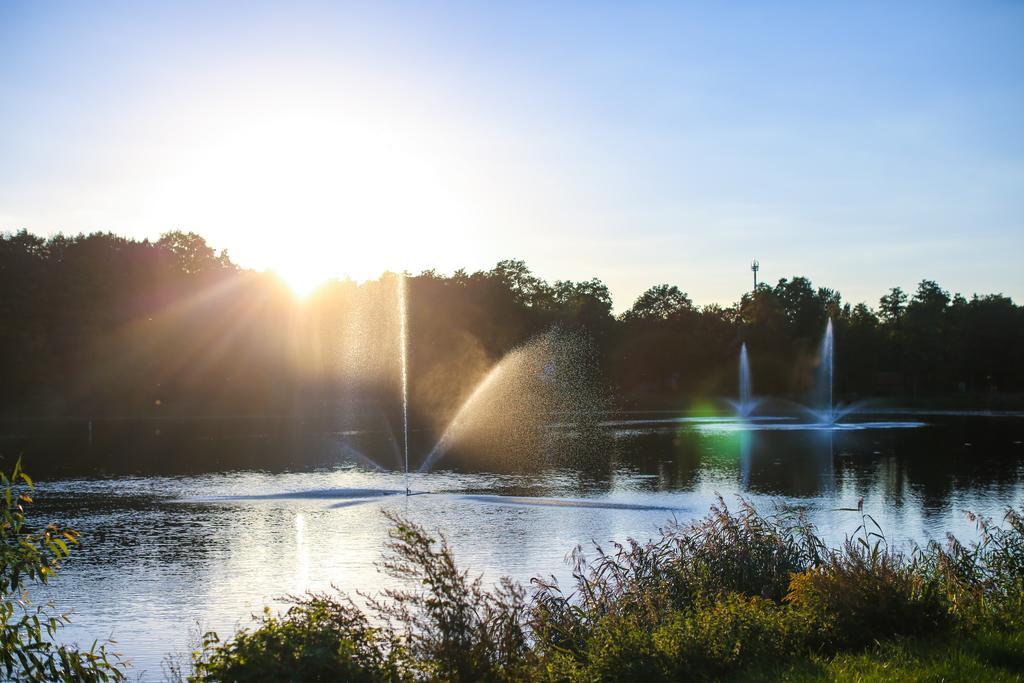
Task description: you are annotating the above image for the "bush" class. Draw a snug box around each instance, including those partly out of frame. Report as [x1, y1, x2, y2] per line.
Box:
[0, 459, 125, 682]
[786, 538, 950, 650]
[368, 511, 532, 682]
[529, 496, 823, 658]
[545, 594, 804, 682]
[190, 595, 404, 682]
[668, 498, 825, 605]
[190, 511, 531, 682]
[924, 507, 1024, 628]
[653, 594, 805, 679]
[556, 612, 665, 682]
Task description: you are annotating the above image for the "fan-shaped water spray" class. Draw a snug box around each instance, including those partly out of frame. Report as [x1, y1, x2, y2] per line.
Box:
[417, 328, 609, 473]
[418, 362, 506, 473]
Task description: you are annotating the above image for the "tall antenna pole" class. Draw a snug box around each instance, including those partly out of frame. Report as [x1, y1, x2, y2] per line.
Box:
[751, 259, 759, 292]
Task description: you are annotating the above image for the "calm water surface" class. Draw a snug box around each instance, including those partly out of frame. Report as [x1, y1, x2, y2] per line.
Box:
[25, 413, 1024, 680]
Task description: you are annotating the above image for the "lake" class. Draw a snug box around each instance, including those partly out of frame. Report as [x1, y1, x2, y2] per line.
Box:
[21, 412, 1024, 680]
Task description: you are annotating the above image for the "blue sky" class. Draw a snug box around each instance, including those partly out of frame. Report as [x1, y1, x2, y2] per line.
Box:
[2, 1, 1022, 308]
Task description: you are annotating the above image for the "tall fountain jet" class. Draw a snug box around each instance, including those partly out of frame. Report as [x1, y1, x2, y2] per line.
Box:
[738, 343, 753, 418]
[398, 273, 410, 494]
[816, 318, 835, 423]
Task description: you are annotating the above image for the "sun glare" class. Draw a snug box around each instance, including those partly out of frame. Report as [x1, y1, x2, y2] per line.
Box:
[144, 94, 491, 283]
[273, 266, 327, 299]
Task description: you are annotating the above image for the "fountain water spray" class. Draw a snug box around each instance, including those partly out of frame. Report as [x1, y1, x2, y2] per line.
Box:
[418, 362, 506, 473]
[398, 273, 410, 494]
[738, 343, 753, 418]
[816, 318, 834, 423]
[417, 328, 609, 473]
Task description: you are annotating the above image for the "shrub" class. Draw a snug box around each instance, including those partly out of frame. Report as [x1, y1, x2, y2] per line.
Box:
[923, 506, 1024, 628]
[529, 537, 679, 659]
[548, 594, 804, 682]
[563, 612, 666, 682]
[786, 538, 950, 650]
[0, 459, 125, 682]
[368, 511, 532, 682]
[653, 594, 804, 680]
[668, 497, 825, 604]
[529, 495, 823, 657]
[985, 507, 1024, 623]
[190, 512, 531, 682]
[190, 595, 404, 682]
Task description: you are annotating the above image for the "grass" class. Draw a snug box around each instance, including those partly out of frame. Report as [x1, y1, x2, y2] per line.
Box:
[741, 630, 1024, 682]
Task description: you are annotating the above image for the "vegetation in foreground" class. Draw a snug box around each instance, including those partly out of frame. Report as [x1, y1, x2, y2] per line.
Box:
[182, 500, 1024, 682]
[0, 461, 124, 682]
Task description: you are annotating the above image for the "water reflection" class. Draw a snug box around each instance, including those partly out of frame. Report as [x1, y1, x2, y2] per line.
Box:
[19, 414, 1024, 677]
[294, 513, 310, 591]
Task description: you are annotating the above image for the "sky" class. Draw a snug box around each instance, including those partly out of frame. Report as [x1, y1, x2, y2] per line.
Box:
[1, 1, 1022, 309]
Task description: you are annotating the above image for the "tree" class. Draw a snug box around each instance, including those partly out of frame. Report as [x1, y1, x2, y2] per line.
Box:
[2, 227, 1023, 429]
[157, 231, 233, 275]
[901, 280, 953, 392]
[774, 277, 819, 331]
[911, 280, 951, 310]
[842, 303, 881, 393]
[488, 260, 552, 308]
[622, 285, 695, 321]
[551, 278, 614, 334]
[818, 287, 845, 322]
[878, 287, 908, 324]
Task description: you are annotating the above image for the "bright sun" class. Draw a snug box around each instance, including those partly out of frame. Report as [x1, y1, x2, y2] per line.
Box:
[145, 92, 490, 289]
[272, 265, 328, 299]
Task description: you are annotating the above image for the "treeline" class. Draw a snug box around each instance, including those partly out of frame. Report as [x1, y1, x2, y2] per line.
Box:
[1, 229, 1022, 421]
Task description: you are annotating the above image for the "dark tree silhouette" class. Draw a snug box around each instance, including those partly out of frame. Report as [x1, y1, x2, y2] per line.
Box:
[622, 284, 695, 321]
[0, 228, 1021, 459]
